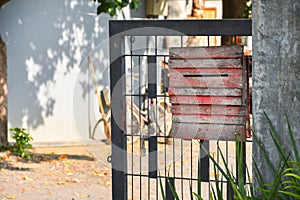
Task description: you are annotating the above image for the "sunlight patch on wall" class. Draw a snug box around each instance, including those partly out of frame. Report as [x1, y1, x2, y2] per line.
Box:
[25, 57, 42, 82]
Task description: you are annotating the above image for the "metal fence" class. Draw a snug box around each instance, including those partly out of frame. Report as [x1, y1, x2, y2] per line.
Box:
[109, 19, 252, 200]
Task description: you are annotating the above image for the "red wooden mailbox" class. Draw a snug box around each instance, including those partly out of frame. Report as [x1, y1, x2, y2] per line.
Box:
[169, 46, 249, 141]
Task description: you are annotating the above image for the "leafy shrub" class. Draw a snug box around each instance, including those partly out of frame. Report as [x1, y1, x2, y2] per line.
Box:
[10, 128, 33, 159]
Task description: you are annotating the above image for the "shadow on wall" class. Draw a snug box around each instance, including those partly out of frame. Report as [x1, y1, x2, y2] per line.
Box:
[0, 0, 111, 139]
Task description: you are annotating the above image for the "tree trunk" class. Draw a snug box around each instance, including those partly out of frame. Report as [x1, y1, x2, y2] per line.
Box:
[0, 35, 8, 147]
[222, 0, 246, 45]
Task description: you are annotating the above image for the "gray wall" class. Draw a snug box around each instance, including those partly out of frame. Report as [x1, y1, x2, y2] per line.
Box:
[0, 0, 151, 145]
[253, 0, 300, 191]
[0, 0, 114, 144]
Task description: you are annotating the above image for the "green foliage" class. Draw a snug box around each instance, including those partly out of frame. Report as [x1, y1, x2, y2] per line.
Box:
[94, 0, 141, 16]
[159, 173, 166, 200]
[279, 160, 300, 199]
[253, 113, 300, 199]
[10, 128, 33, 159]
[204, 139, 253, 200]
[0, 145, 9, 152]
[160, 113, 300, 199]
[244, 0, 252, 18]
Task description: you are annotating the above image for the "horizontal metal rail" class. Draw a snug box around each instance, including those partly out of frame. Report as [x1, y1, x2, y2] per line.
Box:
[109, 19, 252, 36]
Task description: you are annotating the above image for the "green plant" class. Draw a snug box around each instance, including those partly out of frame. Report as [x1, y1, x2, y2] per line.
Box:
[244, 0, 252, 18]
[205, 138, 254, 200]
[94, 0, 141, 16]
[279, 160, 300, 199]
[10, 128, 33, 159]
[252, 113, 300, 199]
[160, 113, 300, 199]
[160, 137, 253, 200]
[0, 145, 9, 152]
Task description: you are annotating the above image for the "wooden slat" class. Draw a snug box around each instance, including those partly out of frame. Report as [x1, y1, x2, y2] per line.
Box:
[173, 114, 245, 125]
[170, 46, 243, 59]
[170, 96, 243, 105]
[169, 74, 243, 88]
[172, 123, 245, 140]
[169, 58, 242, 69]
[169, 68, 242, 74]
[169, 88, 242, 97]
[168, 46, 247, 141]
[172, 104, 245, 116]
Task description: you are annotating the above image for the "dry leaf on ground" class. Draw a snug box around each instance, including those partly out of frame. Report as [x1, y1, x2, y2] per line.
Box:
[57, 181, 67, 185]
[58, 155, 68, 161]
[6, 194, 17, 199]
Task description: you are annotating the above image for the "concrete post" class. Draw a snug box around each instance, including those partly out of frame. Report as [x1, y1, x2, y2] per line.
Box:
[252, 0, 300, 193]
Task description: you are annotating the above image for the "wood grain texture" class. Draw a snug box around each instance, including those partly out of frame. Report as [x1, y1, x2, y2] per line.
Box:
[169, 68, 242, 74]
[172, 123, 245, 140]
[172, 114, 245, 124]
[169, 88, 242, 96]
[169, 46, 247, 141]
[169, 76, 243, 88]
[170, 96, 243, 105]
[172, 104, 245, 115]
[169, 58, 242, 69]
[170, 45, 243, 59]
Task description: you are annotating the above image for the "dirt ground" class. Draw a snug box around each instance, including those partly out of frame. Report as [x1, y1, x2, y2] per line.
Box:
[0, 145, 112, 200]
[0, 141, 252, 200]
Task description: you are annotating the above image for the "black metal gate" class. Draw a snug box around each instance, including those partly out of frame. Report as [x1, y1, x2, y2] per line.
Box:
[109, 19, 252, 200]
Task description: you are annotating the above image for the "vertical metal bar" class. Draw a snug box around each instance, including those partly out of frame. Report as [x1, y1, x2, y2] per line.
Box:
[129, 38, 134, 200]
[148, 56, 157, 98]
[234, 35, 237, 45]
[110, 31, 127, 200]
[173, 136, 175, 180]
[236, 141, 247, 184]
[166, 177, 175, 200]
[138, 55, 143, 200]
[162, 56, 168, 94]
[149, 136, 158, 178]
[200, 140, 209, 182]
[181, 139, 183, 200]
[240, 55, 247, 184]
[207, 36, 210, 47]
[226, 141, 234, 199]
[227, 184, 234, 200]
[179, 35, 184, 199]
[190, 140, 193, 189]
[243, 141, 247, 183]
[155, 36, 159, 200]
[198, 142, 201, 196]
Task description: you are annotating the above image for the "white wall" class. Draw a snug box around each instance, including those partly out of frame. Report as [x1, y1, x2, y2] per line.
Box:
[0, 0, 118, 145]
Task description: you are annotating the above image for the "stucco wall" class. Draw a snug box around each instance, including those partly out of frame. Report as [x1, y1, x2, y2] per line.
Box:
[0, 0, 117, 144]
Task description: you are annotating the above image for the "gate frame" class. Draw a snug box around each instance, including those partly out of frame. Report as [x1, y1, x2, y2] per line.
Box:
[109, 19, 252, 200]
